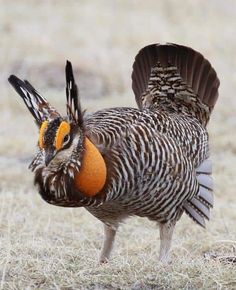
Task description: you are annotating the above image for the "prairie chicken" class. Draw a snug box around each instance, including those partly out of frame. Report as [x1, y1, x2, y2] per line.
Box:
[9, 43, 219, 263]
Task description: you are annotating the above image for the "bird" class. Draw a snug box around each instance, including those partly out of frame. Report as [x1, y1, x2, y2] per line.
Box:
[8, 43, 219, 263]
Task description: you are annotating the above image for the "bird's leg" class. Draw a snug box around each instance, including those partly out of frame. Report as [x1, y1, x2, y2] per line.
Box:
[99, 223, 118, 263]
[159, 221, 175, 263]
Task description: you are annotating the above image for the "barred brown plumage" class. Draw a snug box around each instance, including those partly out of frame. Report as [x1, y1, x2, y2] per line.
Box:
[8, 43, 219, 263]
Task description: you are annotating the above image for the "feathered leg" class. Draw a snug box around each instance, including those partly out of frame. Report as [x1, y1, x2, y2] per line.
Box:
[159, 222, 175, 263]
[99, 224, 118, 263]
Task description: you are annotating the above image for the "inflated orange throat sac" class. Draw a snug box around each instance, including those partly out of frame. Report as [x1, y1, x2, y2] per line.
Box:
[74, 138, 107, 197]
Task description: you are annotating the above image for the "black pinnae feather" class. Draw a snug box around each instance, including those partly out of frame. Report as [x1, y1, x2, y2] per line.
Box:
[65, 60, 83, 126]
[23, 79, 38, 92]
[8, 75, 44, 125]
[8, 75, 61, 126]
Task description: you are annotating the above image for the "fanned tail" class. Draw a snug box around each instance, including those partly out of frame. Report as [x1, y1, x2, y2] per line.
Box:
[132, 43, 220, 126]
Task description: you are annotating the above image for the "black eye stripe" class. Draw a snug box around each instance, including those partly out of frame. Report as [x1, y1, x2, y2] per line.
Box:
[44, 117, 62, 145]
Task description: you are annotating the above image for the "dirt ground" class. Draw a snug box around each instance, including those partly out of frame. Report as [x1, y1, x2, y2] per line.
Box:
[0, 0, 236, 289]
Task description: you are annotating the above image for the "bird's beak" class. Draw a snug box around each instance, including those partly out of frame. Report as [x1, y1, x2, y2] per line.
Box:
[44, 148, 56, 166]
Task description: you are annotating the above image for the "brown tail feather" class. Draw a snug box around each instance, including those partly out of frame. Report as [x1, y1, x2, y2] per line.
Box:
[132, 43, 220, 125]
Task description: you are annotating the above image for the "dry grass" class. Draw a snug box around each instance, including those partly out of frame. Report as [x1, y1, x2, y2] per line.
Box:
[0, 0, 236, 289]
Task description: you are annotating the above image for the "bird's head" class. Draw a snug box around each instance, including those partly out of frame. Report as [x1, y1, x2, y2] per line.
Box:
[38, 117, 81, 166]
[8, 61, 107, 198]
[8, 61, 84, 165]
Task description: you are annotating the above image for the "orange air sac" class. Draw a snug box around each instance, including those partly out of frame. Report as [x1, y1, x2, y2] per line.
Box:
[74, 138, 107, 196]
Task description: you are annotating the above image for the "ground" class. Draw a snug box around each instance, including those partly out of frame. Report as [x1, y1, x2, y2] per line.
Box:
[0, 0, 236, 289]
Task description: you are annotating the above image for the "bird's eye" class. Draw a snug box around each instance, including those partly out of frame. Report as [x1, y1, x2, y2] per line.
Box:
[63, 134, 70, 145]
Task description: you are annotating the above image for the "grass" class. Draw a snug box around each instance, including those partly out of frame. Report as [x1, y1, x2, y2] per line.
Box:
[0, 190, 235, 289]
[1, 0, 236, 289]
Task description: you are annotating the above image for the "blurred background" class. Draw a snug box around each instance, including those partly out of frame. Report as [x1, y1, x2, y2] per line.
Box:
[1, 0, 236, 189]
[0, 0, 236, 289]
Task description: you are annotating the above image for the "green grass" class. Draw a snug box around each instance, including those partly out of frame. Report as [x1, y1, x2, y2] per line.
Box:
[1, 0, 236, 289]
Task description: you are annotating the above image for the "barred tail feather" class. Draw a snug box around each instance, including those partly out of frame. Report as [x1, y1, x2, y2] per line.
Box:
[189, 197, 210, 220]
[183, 202, 206, 228]
[198, 186, 213, 207]
[184, 159, 214, 227]
[132, 43, 220, 125]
